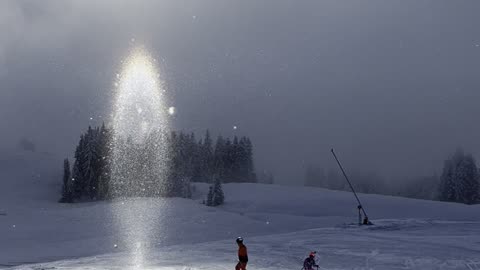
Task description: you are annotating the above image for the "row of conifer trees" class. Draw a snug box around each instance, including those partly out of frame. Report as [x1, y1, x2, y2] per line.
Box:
[60, 124, 256, 203]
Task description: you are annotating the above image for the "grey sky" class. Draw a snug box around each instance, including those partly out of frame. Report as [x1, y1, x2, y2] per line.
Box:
[1, 0, 480, 184]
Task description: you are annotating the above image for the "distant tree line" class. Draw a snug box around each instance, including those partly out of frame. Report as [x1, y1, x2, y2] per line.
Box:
[304, 166, 389, 195]
[60, 125, 256, 203]
[304, 149, 480, 205]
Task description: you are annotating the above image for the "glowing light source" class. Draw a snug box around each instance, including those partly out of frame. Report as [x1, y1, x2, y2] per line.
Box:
[112, 48, 167, 143]
[110, 47, 169, 269]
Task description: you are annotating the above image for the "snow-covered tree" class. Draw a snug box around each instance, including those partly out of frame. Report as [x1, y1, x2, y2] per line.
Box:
[212, 177, 225, 206]
[439, 150, 480, 204]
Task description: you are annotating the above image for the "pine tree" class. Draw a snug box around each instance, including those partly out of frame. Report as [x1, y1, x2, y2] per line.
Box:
[230, 136, 241, 182]
[82, 126, 100, 199]
[59, 158, 73, 203]
[244, 137, 256, 182]
[440, 158, 455, 202]
[223, 138, 234, 181]
[203, 130, 214, 180]
[214, 136, 226, 182]
[206, 186, 214, 206]
[97, 123, 111, 200]
[439, 150, 480, 204]
[212, 177, 225, 206]
[458, 153, 479, 204]
[171, 132, 189, 196]
[71, 135, 86, 199]
[236, 137, 249, 182]
[191, 137, 203, 183]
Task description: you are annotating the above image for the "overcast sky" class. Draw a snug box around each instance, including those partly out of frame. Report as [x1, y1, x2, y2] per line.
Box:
[1, 0, 480, 184]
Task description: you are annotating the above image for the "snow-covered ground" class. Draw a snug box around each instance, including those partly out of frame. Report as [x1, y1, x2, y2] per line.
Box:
[1, 151, 480, 269]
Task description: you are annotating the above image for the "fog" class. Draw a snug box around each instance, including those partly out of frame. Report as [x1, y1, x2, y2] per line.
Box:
[1, 0, 480, 184]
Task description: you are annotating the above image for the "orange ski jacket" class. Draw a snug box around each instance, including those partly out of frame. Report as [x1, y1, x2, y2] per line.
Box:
[238, 244, 248, 263]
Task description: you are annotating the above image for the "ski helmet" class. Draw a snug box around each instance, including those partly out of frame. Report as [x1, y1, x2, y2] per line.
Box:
[309, 251, 316, 258]
[236, 237, 244, 244]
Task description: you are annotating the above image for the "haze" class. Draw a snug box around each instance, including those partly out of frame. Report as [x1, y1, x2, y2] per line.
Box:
[1, 0, 480, 184]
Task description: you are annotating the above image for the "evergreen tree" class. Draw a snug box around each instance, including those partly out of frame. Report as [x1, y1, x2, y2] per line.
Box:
[212, 177, 225, 206]
[439, 150, 480, 204]
[82, 126, 100, 199]
[203, 130, 214, 178]
[191, 137, 203, 183]
[223, 138, 234, 181]
[71, 135, 86, 199]
[244, 137, 256, 182]
[172, 132, 189, 196]
[230, 136, 241, 182]
[97, 123, 111, 200]
[236, 137, 250, 182]
[458, 153, 479, 204]
[206, 186, 214, 206]
[185, 133, 197, 178]
[59, 158, 73, 203]
[214, 136, 226, 181]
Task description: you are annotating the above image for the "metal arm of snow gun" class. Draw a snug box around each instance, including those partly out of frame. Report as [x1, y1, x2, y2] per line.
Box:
[331, 149, 372, 225]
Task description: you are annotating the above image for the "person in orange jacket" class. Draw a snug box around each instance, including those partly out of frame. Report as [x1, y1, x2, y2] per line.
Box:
[235, 237, 248, 270]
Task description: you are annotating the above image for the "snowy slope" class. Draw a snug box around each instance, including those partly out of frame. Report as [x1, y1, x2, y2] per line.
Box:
[1, 159, 480, 269]
[10, 220, 480, 270]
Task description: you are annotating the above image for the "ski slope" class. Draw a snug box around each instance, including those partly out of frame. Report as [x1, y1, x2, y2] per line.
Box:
[1, 151, 480, 269]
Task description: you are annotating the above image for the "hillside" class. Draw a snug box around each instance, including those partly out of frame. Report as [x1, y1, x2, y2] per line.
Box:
[1, 169, 480, 269]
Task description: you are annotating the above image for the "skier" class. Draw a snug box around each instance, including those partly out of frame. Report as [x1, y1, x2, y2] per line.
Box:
[235, 237, 248, 270]
[303, 251, 319, 270]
